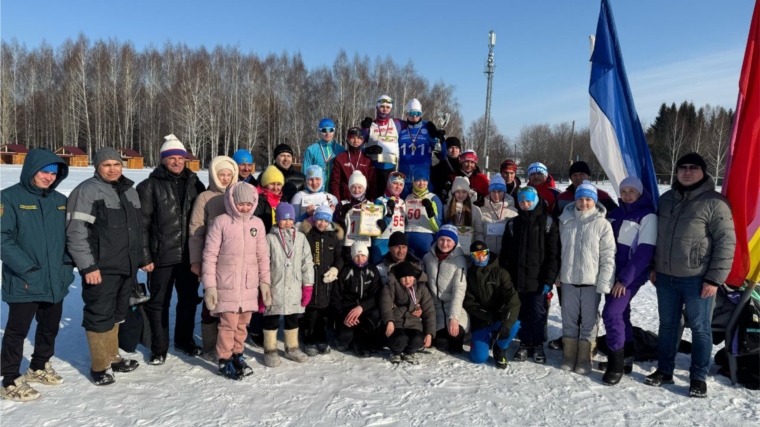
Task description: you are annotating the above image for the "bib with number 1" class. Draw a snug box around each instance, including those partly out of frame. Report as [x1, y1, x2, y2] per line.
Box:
[345, 209, 371, 246]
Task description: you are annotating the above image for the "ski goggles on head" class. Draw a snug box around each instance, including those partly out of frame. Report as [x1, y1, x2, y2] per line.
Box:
[471, 249, 489, 258]
[377, 98, 393, 105]
[346, 127, 362, 137]
[408, 111, 422, 117]
[320, 127, 335, 134]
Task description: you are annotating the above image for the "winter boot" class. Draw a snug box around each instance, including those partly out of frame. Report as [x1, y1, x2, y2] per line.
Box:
[623, 342, 635, 374]
[231, 353, 253, 377]
[644, 370, 674, 387]
[602, 348, 625, 385]
[317, 343, 331, 355]
[90, 368, 115, 386]
[513, 342, 531, 362]
[575, 340, 593, 375]
[24, 362, 64, 385]
[560, 337, 578, 371]
[263, 329, 281, 368]
[87, 330, 115, 385]
[689, 379, 707, 398]
[0, 377, 41, 402]
[149, 353, 167, 365]
[111, 358, 139, 373]
[201, 322, 219, 361]
[548, 337, 564, 350]
[283, 329, 308, 363]
[108, 324, 139, 373]
[175, 341, 203, 357]
[389, 353, 402, 364]
[217, 358, 241, 381]
[304, 344, 319, 357]
[352, 339, 371, 358]
[493, 345, 509, 370]
[533, 344, 546, 364]
[402, 353, 419, 365]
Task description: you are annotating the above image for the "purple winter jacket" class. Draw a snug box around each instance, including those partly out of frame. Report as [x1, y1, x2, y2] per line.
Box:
[607, 192, 658, 288]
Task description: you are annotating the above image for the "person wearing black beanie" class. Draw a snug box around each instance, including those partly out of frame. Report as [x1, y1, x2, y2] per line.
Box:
[431, 137, 462, 202]
[388, 231, 408, 248]
[272, 143, 305, 202]
[568, 161, 591, 177]
[377, 231, 425, 286]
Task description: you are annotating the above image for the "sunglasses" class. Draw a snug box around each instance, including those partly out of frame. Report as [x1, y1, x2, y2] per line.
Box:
[408, 111, 422, 117]
[471, 250, 489, 258]
[320, 127, 335, 133]
[677, 164, 701, 172]
[378, 99, 393, 105]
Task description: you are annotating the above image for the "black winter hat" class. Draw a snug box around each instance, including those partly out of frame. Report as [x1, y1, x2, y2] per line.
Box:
[445, 137, 461, 149]
[470, 240, 489, 253]
[273, 144, 293, 158]
[676, 152, 707, 171]
[388, 231, 408, 247]
[569, 161, 591, 176]
[393, 261, 418, 280]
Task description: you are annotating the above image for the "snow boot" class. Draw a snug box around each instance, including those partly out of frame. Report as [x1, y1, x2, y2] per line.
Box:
[689, 380, 707, 398]
[560, 337, 578, 371]
[232, 353, 253, 377]
[201, 322, 218, 361]
[24, 361, 64, 385]
[513, 342, 531, 362]
[389, 353, 402, 364]
[317, 343, 331, 355]
[602, 348, 625, 385]
[623, 342, 635, 374]
[263, 329, 281, 368]
[352, 340, 371, 358]
[90, 368, 115, 386]
[402, 353, 419, 365]
[111, 358, 139, 373]
[548, 337, 564, 350]
[494, 345, 509, 370]
[645, 370, 674, 387]
[107, 324, 139, 373]
[304, 344, 319, 357]
[283, 329, 308, 363]
[149, 353, 167, 365]
[86, 329, 115, 385]
[0, 377, 40, 402]
[218, 358, 241, 381]
[533, 345, 546, 364]
[575, 340, 592, 375]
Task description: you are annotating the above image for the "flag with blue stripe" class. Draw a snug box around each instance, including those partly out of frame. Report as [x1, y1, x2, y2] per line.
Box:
[589, 0, 659, 202]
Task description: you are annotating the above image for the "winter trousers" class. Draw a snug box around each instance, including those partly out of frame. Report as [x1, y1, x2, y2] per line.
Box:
[406, 232, 435, 261]
[263, 314, 299, 331]
[144, 263, 200, 354]
[655, 273, 714, 381]
[560, 284, 601, 342]
[301, 307, 329, 345]
[470, 320, 521, 364]
[387, 329, 425, 355]
[601, 282, 644, 352]
[518, 291, 547, 345]
[434, 325, 465, 353]
[334, 307, 381, 349]
[217, 311, 253, 360]
[82, 274, 133, 332]
[1, 301, 63, 387]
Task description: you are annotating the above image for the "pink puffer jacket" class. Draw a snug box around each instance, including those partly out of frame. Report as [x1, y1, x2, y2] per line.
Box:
[202, 182, 271, 315]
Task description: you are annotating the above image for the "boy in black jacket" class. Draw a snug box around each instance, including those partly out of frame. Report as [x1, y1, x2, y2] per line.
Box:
[331, 241, 382, 357]
[300, 206, 344, 356]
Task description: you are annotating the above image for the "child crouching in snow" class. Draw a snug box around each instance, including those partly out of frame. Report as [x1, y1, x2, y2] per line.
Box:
[263, 203, 315, 367]
[381, 261, 436, 364]
[202, 182, 270, 380]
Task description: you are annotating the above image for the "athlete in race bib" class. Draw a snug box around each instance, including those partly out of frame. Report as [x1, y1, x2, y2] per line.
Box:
[370, 171, 407, 263]
[396, 99, 445, 197]
[362, 95, 405, 195]
[479, 174, 518, 256]
[404, 168, 443, 259]
[337, 170, 372, 263]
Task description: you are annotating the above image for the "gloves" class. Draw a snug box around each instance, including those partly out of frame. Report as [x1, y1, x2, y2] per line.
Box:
[543, 284, 551, 295]
[259, 283, 272, 307]
[322, 267, 339, 283]
[376, 219, 387, 233]
[385, 199, 395, 216]
[365, 145, 383, 155]
[360, 117, 373, 129]
[301, 285, 314, 307]
[204, 288, 218, 311]
[421, 198, 435, 217]
[425, 121, 445, 140]
[258, 293, 267, 313]
[498, 322, 513, 341]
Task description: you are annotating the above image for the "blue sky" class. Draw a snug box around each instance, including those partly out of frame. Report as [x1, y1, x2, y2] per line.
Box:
[1, 0, 754, 138]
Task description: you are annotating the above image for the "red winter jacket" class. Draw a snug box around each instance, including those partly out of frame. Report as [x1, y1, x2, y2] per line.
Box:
[529, 175, 561, 214]
[329, 148, 377, 202]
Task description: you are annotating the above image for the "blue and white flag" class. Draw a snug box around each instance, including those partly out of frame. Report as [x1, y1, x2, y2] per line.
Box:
[589, 0, 659, 202]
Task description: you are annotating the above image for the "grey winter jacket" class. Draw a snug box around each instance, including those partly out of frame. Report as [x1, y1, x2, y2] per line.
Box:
[422, 246, 470, 332]
[558, 203, 616, 294]
[654, 177, 736, 285]
[264, 226, 314, 315]
[380, 275, 436, 336]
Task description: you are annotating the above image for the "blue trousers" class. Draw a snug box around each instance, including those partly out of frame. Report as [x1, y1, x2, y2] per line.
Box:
[655, 274, 714, 381]
[470, 320, 521, 364]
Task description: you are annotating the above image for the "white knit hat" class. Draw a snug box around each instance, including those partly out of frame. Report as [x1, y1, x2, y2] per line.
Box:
[351, 241, 369, 258]
[161, 134, 187, 159]
[451, 176, 470, 194]
[348, 170, 367, 190]
[406, 98, 422, 113]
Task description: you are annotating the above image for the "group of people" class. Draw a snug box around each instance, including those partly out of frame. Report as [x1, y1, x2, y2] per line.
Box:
[1, 95, 736, 402]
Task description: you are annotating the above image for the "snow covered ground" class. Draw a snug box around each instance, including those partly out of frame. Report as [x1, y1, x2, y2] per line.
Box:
[1, 165, 757, 426]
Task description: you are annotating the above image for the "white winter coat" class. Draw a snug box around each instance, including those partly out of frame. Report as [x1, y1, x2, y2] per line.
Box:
[265, 226, 315, 315]
[480, 198, 518, 255]
[558, 203, 616, 294]
[423, 246, 470, 332]
[443, 200, 485, 242]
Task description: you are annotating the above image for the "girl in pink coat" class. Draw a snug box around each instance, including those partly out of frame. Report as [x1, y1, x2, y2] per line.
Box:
[202, 182, 271, 380]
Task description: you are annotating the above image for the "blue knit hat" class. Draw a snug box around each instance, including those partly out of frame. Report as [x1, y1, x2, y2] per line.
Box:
[436, 224, 459, 245]
[275, 203, 296, 223]
[39, 163, 59, 174]
[412, 168, 429, 182]
[313, 205, 333, 223]
[527, 162, 548, 177]
[489, 174, 507, 193]
[518, 187, 539, 211]
[232, 149, 253, 165]
[575, 180, 598, 203]
[318, 118, 335, 130]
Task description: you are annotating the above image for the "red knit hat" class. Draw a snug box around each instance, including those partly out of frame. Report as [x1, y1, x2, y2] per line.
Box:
[459, 150, 478, 164]
[501, 159, 518, 172]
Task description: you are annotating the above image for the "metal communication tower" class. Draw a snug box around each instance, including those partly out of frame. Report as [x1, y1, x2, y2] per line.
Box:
[483, 30, 496, 176]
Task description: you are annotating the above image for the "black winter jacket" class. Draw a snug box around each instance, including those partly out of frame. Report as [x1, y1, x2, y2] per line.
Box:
[331, 263, 381, 317]
[463, 258, 520, 332]
[499, 198, 560, 293]
[136, 165, 205, 266]
[276, 164, 306, 203]
[302, 221, 344, 309]
[254, 195, 274, 234]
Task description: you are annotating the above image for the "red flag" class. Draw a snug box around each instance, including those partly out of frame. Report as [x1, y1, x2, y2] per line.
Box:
[722, 0, 760, 286]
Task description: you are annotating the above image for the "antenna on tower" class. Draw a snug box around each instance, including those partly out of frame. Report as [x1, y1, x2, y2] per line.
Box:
[483, 30, 496, 177]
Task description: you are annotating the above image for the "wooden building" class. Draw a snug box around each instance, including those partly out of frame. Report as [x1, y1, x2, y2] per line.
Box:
[119, 148, 144, 169]
[55, 146, 88, 167]
[185, 152, 200, 172]
[0, 144, 28, 165]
